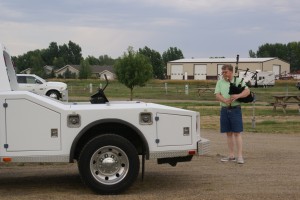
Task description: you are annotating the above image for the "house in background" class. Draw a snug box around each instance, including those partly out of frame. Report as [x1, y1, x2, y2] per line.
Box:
[54, 65, 80, 78]
[43, 65, 55, 75]
[19, 66, 54, 75]
[54, 65, 116, 80]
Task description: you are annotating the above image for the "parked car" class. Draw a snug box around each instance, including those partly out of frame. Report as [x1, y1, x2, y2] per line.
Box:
[17, 74, 68, 100]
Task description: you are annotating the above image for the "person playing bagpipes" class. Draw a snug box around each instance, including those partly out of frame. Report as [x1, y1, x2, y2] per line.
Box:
[214, 64, 250, 164]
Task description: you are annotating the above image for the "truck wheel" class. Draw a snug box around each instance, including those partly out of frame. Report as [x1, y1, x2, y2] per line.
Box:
[78, 134, 140, 194]
[46, 90, 60, 100]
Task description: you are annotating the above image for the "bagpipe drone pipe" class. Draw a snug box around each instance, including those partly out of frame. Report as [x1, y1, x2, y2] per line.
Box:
[229, 55, 255, 103]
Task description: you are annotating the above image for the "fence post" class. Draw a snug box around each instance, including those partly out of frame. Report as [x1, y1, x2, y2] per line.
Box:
[89, 83, 93, 93]
[185, 84, 189, 95]
[165, 83, 168, 94]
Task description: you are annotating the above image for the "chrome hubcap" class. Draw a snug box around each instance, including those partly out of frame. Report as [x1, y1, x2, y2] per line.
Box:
[90, 146, 129, 185]
[49, 93, 58, 99]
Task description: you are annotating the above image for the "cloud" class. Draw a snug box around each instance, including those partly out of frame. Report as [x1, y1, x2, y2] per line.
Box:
[1, 0, 300, 59]
[0, 20, 158, 58]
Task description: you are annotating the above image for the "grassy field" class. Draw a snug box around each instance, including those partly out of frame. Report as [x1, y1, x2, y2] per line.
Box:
[53, 78, 300, 134]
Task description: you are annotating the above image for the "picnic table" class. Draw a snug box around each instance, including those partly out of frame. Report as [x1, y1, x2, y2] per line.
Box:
[271, 95, 300, 113]
[196, 87, 215, 96]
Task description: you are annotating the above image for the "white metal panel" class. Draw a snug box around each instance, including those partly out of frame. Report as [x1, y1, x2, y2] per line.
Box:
[156, 113, 192, 147]
[194, 64, 207, 80]
[0, 46, 19, 91]
[170, 65, 183, 80]
[5, 99, 61, 151]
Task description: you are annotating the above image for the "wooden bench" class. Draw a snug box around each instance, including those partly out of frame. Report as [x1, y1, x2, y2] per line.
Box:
[271, 95, 300, 113]
[196, 87, 215, 96]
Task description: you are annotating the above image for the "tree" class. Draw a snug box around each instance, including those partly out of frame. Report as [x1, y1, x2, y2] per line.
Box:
[114, 47, 153, 100]
[249, 42, 300, 71]
[139, 46, 165, 79]
[162, 47, 184, 65]
[67, 41, 82, 64]
[248, 50, 256, 58]
[86, 56, 100, 65]
[12, 41, 83, 73]
[79, 59, 92, 79]
[53, 57, 66, 69]
[41, 42, 59, 66]
[99, 55, 115, 65]
[30, 53, 46, 77]
[58, 41, 82, 65]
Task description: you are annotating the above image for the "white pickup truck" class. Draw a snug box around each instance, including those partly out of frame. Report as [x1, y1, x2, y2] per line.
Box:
[0, 44, 209, 194]
[17, 74, 68, 100]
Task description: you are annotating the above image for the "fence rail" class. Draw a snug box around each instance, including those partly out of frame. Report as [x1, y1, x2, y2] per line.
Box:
[66, 82, 300, 103]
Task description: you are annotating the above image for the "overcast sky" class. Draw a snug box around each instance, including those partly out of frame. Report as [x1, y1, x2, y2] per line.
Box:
[0, 0, 299, 59]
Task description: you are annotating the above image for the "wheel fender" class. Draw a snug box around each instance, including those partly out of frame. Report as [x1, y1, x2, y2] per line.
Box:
[69, 119, 150, 162]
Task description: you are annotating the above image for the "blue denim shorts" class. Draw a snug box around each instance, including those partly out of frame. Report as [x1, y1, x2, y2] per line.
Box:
[220, 106, 243, 133]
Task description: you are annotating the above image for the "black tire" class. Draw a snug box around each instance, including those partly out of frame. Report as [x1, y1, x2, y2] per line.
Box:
[46, 90, 60, 100]
[78, 134, 140, 194]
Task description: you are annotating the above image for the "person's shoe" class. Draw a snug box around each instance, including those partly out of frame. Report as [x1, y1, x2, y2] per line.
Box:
[237, 157, 244, 164]
[221, 156, 236, 162]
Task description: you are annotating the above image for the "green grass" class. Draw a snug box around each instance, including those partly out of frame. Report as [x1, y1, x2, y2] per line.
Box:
[244, 121, 300, 134]
[53, 78, 300, 102]
[52, 78, 300, 134]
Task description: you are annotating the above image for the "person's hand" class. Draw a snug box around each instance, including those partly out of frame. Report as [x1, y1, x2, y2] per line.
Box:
[230, 94, 240, 102]
[224, 98, 232, 105]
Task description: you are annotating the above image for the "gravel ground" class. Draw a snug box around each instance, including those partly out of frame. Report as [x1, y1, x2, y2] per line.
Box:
[0, 130, 299, 200]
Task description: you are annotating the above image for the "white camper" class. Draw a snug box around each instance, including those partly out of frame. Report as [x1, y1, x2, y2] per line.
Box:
[239, 71, 275, 87]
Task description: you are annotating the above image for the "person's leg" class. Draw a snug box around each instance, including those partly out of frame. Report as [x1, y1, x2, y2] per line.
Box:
[227, 132, 235, 158]
[234, 132, 243, 158]
[234, 132, 244, 164]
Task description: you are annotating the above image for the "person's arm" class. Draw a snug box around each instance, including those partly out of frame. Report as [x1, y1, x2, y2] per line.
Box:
[230, 88, 250, 102]
[216, 93, 232, 106]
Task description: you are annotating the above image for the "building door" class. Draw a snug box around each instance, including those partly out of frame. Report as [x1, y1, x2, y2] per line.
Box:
[217, 64, 224, 80]
[194, 65, 207, 80]
[171, 65, 183, 80]
[273, 65, 281, 79]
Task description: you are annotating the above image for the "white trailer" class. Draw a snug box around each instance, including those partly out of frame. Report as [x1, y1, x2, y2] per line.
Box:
[239, 71, 275, 87]
[0, 44, 209, 194]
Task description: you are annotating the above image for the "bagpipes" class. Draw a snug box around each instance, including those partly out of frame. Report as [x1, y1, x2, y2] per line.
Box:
[228, 55, 255, 103]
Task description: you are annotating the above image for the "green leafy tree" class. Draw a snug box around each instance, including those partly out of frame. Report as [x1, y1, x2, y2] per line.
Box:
[79, 59, 92, 79]
[41, 42, 59, 66]
[86, 56, 100, 65]
[249, 50, 256, 58]
[13, 41, 83, 72]
[30, 53, 46, 77]
[114, 47, 153, 100]
[67, 41, 82, 64]
[162, 47, 184, 65]
[58, 41, 82, 65]
[99, 55, 115, 65]
[53, 57, 66, 69]
[250, 42, 300, 71]
[286, 42, 300, 72]
[139, 46, 165, 79]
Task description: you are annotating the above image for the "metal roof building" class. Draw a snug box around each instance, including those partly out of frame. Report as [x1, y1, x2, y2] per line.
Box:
[167, 57, 290, 80]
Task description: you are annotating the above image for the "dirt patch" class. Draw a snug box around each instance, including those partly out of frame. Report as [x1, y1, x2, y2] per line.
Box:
[0, 130, 299, 200]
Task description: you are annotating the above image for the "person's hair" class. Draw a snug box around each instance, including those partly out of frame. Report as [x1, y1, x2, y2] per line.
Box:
[221, 64, 233, 72]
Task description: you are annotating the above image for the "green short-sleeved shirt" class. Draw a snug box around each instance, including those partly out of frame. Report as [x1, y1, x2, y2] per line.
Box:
[214, 77, 248, 107]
